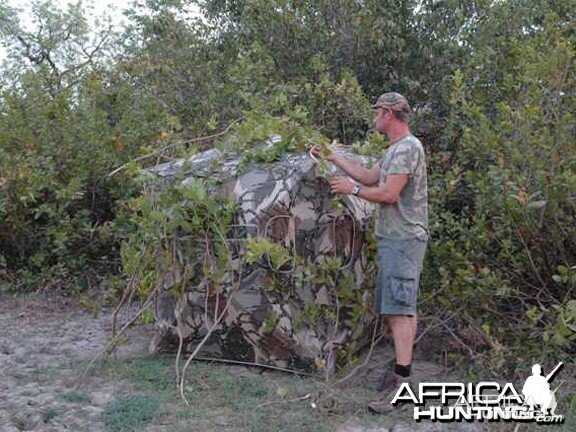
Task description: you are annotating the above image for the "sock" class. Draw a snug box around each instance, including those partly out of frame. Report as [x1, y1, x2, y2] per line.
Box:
[394, 363, 411, 378]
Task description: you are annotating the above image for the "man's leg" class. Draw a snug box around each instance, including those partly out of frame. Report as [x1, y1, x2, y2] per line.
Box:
[370, 237, 426, 409]
[368, 314, 418, 413]
[388, 314, 417, 366]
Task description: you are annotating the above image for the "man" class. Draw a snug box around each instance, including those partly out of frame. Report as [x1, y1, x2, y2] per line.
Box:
[310, 92, 428, 413]
[522, 364, 557, 415]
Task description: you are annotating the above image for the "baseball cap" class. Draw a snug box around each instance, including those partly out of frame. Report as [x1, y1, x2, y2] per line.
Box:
[371, 92, 411, 114]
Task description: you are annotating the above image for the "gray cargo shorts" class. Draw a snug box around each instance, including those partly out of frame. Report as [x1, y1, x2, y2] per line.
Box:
[375, 237, 427, 316]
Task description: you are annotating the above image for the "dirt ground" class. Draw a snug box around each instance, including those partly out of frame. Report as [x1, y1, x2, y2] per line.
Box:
[0, 292, 153, 432]
[0, 292, 570, 432]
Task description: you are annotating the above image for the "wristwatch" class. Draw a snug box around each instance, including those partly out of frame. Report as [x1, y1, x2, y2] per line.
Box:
[351, 184, 361, 196]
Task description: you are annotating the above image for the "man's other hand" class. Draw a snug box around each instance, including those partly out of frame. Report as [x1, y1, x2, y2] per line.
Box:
[330, 177, 354, 195]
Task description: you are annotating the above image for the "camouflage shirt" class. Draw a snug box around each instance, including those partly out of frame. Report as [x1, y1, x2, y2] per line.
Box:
[375, 134, 429, 241]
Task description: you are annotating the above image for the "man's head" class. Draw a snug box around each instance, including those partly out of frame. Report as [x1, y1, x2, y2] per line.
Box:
[532, 364, 542, 375]
[372, 92, 411, 133]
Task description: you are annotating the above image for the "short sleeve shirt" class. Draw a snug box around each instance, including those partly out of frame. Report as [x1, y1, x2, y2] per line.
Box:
[375, 134, 429, 241]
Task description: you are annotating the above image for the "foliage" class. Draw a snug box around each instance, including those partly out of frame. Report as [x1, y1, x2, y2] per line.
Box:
[421, 2, 576, 373]
[119, 174, 237, 302]
[0, 0, 575, 377]
[0, 0, 163, 290]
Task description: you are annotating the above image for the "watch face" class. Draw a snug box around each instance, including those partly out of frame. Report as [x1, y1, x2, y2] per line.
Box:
[352, 185, 360, 195]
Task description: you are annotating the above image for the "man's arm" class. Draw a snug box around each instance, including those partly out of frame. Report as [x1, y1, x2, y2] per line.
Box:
[330, 174, 408, 203]
[310, 146, 380, 186]
[333, 155, 381, 186]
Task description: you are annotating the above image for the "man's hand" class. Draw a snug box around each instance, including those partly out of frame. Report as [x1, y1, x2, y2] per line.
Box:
[310, 143, 339, 162]
[310, 143, 379, 187]
[330, 177, 355, 195]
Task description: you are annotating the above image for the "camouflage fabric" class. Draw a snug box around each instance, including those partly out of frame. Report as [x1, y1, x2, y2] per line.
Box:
[146, 140, 377, 372]
[375, 134, 429, 241]
[371, 92, 411, 114]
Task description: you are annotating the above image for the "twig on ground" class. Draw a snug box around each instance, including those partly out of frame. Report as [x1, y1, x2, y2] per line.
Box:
[178, 294, 233, 405]
[173, 265, 189, 386]
[178, 223, 242, 405]
[331, 318, 384, 387]
[76, 282, 162, 389]
[440, 319, 476, 359]
[415, 312, 456, 344]
[191, 357, 317, 377]
[256, 393, 311, 408]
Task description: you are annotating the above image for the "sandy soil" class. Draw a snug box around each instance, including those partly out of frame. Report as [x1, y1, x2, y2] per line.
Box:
[0, 292, 152, 432]
[0, 292, 540, 432]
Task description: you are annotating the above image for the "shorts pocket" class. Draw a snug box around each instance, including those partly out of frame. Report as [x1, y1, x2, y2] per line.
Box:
[391, 277, 416, 307]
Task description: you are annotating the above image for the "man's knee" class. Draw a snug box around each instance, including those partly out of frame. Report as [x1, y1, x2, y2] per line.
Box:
[385, 313, 417, 327]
